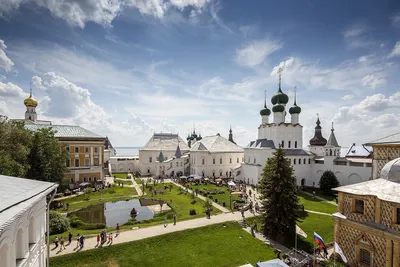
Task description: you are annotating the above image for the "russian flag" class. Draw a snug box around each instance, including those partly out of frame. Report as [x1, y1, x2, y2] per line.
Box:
[314, 232, 325, 247]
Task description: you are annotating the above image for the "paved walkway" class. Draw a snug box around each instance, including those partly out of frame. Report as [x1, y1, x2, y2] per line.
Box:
[305, 210, 332, 216]
[131, 177, 144, 196]
[172, 182, 230, 213]
[50, 210, 254, 257]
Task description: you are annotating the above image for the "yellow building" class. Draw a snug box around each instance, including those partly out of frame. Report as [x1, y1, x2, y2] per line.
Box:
[364, 132, 400, 179]
[333, 157, 400, 266]
[14, 86, 106, 186]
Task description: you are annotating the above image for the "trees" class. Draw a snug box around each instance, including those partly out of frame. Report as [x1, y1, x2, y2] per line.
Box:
[0, 119, 68, 188]
[0, 119, 32, 177]
[319, 170, 340, 193]
[49, 211, 70, 235]
[27, 127, 68, 188]
[259, 147, 302, 243]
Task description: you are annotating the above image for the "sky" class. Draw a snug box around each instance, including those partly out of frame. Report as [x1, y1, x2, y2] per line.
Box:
[0, 0, 400, 148]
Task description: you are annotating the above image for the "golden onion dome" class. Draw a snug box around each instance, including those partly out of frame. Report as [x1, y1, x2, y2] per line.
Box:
[24, 89, 38, 107]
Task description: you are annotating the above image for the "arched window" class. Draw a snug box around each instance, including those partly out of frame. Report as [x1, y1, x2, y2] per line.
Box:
[281, 140, 284, 148]
[213, 158, 215, 164]
[29, 217, 36, 244]
[16, 228, 25, 260]
[330, 149, 332, 156]
[237, 158, 239, 163]
[220, 171, 222, 176]
[220, 158, 222, 164]
[298, 158, 301, 164]
[202, 158, 205, 165]
[83, 177, 86, 182]
[303, 159, 306, 164]
[230, 158, 232, 164]
[294, 159, 296, 164]
[288, 141, 291, 148]
[295, 141, 298, 148]
[254, 157, 256, 164]
[0, 244, 9, 267]
[89, 177, 92, 182]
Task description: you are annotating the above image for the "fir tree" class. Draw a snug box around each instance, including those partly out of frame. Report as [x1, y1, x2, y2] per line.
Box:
[319, 170, 340, 193]
[258, 147, 302, 243]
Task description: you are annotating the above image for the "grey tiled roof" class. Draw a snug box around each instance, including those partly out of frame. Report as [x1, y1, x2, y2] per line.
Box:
[326, 129, 339, 147]
[247, 139, 276, 149]
[190, 135, 244, 153]
[24, 124, 103, 139]
[142, 133, 190, 151]
[365, 132, 400, 145]
[0, 175, 57, 229]
[282, 149, 312, 156]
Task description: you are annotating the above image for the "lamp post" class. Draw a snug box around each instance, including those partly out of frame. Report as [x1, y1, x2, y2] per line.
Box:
[229, 190, 232, 211]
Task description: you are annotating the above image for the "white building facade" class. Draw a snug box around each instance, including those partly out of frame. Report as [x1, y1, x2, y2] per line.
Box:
[0, 175, 58, 267]
[237, 71, 372, 187]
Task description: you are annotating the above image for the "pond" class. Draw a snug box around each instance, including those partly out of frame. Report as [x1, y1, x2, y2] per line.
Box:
[69, 199, 154, 227]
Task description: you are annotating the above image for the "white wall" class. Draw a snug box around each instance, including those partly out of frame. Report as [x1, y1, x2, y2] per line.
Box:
[258, 124, 303, 149]
[139, 150, 184, 175]
[190, 151, 244, 178]
[0, 196, 48, 267]
[110, 157, 140, 174]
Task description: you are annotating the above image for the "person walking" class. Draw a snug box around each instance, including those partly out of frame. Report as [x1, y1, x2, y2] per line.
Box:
[68, 232, 73, 245]
[97, 233, 100, 246]
[76, 234, 80, 248]
[109, 233, 113, 244]
[164, 216, 167, 227]
[59, 237, 65, 251]
[54, 236, 59, 249]
[116, 223, 120, 236]
[80, 235, 85, 249]
[173, 214, 177, 225]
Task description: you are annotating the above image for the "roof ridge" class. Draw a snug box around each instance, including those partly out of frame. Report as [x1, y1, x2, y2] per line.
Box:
[369, 131, 400, 142]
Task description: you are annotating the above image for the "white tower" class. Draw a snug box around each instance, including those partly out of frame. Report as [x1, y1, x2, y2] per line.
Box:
[24, 85, 38, 122]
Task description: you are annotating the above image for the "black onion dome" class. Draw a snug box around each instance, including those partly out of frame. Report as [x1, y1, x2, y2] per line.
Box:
[271, 88, 289, 105]
[309, 117, 327, 146]
[260, 107, 271, 116]
[289, 105, 301, 114]
[272, 104, 285, 113]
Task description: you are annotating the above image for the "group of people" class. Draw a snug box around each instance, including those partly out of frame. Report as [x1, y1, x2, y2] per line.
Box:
[53, 232, 85, 251]
[97, 223, 120, 246]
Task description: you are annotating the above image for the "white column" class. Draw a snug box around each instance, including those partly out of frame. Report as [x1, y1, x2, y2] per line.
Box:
[291, 114, 299, 124]
[90, 146, 94, 166]
[261, 115, 269, 124]
[274, 112, 283, 124]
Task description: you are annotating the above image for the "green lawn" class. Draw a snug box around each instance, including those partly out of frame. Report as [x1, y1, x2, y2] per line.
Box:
[302, 187, 338, 202]
[135, 178, 142, 184]
[246, 212, 334, 253]
[298, 192, 337, 214]
[189, 183, 243, 210]
[53, 186, 138, 212]
[50, 222, 277, 267]
[134, 183, 221, 227]
[113, 173, 130, 179]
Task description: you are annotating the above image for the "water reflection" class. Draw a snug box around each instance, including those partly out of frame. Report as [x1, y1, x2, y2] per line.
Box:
[69, 199, 154, 227]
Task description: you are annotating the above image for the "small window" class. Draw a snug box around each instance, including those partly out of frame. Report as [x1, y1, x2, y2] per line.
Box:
[295, 141, 297, 148]
[396, 208, 400, 224]
[66, 146, 70, 152]
[288, 141, 291, 148]
[84, 158, 90, 167]
[74, 159, 79, 167]
[89, 177, 92, 182]
[94, 147, 98, 153]
[220, 171, 222, 176]
[149, 157, 152, 163]
[237, 158, 239, 163]
[254, 157, 256, 164]
[308, 158, 311, 164]
[220, 158, 222, 164]
[298, 158, 301, 165]
[360, 248, 371, 265]
[147, 169, 150, 174]
[213, 158, 215, 164]
[85, 147, 89, 153]
[355, 199, 364, 214]
[294, 159, 296, 164]
[94, 158, 99, 166]
[75, 147, 79, 153]
[66, 159, 70, 167]
[83, 177, 86, 182]
[281, 140, 284, 148]
[303, 158, 306, 164]
[230, 158, 232, 164]
[202, 158, 205, 165]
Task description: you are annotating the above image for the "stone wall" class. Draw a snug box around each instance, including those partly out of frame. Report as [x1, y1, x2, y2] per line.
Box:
[381, 200, 400, 232]
[343, 193, 375, 222]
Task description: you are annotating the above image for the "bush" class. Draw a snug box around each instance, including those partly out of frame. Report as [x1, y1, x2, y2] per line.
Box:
[123, 217, 137, 225]
[189, 209, 197, 215]
[190, 200, 197, 205]
[49, 211, 70, 235]
[319, 170, 340, 193]
[69, 215, 106, 230]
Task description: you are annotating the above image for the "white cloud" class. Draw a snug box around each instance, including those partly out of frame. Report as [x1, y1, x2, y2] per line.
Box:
[0, 39, 14, 72]
[0, 100, 8, 115]
[236, 39, 281, 67]
[0, 0, 212, 28]
[341, 94, 353, 100]
[270, 56, 389, 92]
[342, 22, 374, 49]
[362, 74, 386, 89]
[391, 13, 400, 28]
[0, 81, 26, 98]
[389, 41, 400, 58]
[32, 72, 112, 130]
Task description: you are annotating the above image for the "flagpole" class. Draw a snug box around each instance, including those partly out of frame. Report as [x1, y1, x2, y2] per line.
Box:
[295, 232, 297, 267]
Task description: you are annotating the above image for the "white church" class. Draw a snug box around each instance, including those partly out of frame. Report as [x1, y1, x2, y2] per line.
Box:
[110, 70, 372, 187]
